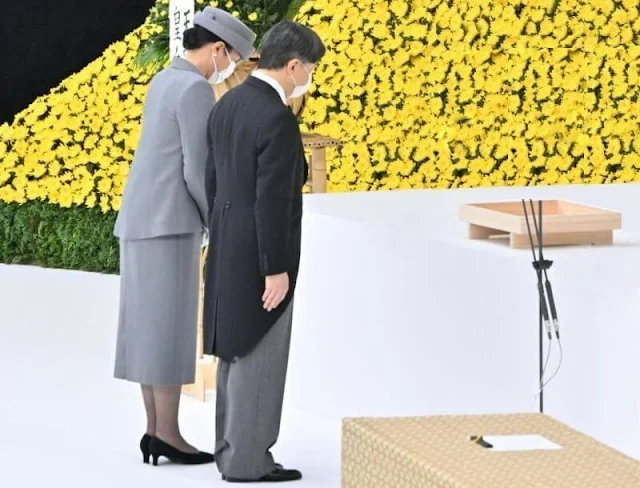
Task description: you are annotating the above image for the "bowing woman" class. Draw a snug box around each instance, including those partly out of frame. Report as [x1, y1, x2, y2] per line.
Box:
[112, 7, 255, 465]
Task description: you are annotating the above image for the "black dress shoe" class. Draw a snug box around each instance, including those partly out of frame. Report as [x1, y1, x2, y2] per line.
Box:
[148, 437, 215, 466]
[223, 466, 302, 483]
[140, 434, 154, 464]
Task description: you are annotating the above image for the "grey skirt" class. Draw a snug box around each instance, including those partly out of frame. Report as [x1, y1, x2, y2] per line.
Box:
[114, 233, 201, 385]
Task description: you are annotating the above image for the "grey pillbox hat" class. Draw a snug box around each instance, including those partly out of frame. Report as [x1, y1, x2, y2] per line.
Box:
[194, 7, 256, 60]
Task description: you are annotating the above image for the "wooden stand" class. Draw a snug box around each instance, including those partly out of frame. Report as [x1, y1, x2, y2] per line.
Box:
[301, 133, 341, 194]
[182, 245, 217, 401]
[460, 200, 621, 249]
[182, 354, 216, 402]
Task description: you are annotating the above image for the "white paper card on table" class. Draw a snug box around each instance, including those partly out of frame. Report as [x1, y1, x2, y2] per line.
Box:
[482, 435, 562, 452]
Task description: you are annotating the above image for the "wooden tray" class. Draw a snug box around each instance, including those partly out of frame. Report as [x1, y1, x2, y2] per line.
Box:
[459, 200, 621, 249]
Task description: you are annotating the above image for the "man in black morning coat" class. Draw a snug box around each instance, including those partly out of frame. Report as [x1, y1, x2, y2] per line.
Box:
[203, 21, 326, 483]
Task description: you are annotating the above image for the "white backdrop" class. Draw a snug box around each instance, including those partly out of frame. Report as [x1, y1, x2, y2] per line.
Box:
[287, 183, 640, 460]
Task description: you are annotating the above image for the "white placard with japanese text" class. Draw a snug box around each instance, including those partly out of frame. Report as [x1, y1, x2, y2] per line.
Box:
[169, 0, 195, 58]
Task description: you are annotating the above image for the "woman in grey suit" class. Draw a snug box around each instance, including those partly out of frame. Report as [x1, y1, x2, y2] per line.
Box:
[113, 7, 255, 466]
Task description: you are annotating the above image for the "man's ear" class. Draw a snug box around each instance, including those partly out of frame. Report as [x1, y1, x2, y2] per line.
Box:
[286, 58, 298, 75]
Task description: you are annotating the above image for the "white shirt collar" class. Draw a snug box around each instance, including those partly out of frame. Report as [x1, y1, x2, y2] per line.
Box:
[251, 71, 287, 105]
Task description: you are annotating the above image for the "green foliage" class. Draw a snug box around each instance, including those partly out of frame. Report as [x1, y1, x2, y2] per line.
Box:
[0, 201, 119, 274]
[136, 0, 305, 70]
[286, 0, 307, 19]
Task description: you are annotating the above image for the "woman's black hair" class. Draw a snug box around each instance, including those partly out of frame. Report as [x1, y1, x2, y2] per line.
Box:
[183, 25, 231, 50]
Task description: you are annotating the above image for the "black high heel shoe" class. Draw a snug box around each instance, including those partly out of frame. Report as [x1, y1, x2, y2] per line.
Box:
[148, 437, 215, 466]
[140, 434, 154, 464]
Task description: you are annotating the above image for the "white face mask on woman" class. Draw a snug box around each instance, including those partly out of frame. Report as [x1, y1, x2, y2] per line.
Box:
[209, 48, 236, 85]
[290, 63, 312, 98]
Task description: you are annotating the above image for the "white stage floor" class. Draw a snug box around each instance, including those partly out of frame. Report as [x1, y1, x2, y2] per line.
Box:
[0, 265, 341, 487]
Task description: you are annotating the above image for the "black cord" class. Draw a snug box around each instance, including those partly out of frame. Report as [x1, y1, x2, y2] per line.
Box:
[542, 340, 564, 390]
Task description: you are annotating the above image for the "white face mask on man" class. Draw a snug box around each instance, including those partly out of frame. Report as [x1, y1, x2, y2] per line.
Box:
[209, 48, 236, 85]
[290, 63, 312, 98]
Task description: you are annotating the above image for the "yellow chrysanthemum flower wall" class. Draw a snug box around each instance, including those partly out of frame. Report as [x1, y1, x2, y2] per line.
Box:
[0, 25, 158, 213]
[3, 0, 640, 216]
[299, 0, 640, 192]
[0, 0, 299, 215]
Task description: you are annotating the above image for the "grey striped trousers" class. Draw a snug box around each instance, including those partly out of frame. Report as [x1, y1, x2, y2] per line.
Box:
[215, 301, 294, 479]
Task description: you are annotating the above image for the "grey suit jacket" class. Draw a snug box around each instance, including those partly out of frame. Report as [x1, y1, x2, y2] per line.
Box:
[114, 57, 214, 240]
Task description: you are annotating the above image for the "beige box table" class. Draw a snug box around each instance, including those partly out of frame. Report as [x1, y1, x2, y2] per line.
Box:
[459, 200, 621, 249]
[342, 414, 640, 487]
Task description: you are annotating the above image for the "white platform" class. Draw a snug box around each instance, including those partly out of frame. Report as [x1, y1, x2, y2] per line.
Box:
[288, 183, 640, 460]
[1, 183, 639, 488]
[0, 265, 340, 487]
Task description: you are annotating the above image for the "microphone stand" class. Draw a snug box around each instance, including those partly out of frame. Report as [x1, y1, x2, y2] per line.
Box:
[529, 200, 559, 341]
[522, 200, 553, 413]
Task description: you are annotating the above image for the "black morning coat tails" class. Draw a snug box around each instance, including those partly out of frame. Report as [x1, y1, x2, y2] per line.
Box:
[203, 76, 307, 361]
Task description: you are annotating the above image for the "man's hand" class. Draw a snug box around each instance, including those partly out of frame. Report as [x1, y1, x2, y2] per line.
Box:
[263, 273, 289, 312]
